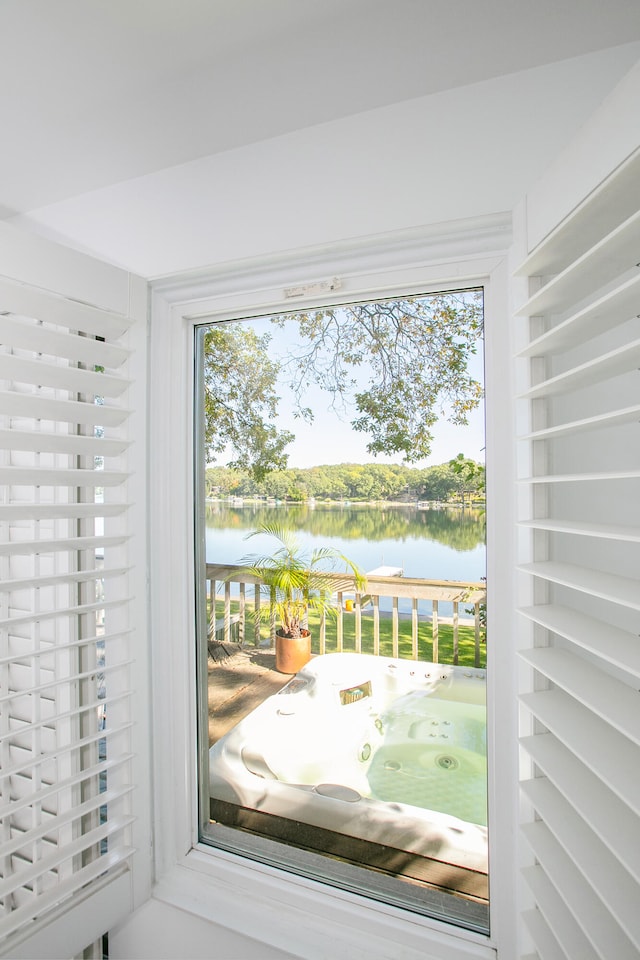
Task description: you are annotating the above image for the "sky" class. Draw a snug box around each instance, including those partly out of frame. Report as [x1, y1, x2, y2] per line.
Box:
[275, 372, 485, 468]
[214, 295, 486, 470]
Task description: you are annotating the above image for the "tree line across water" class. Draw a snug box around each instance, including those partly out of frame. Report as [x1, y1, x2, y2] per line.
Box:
[205, 457, 485, 505]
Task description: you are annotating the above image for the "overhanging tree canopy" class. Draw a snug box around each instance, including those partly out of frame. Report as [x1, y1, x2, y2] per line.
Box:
[203, 291, 483, 477]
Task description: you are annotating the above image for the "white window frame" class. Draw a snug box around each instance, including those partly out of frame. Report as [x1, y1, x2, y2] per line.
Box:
[145, 217, 519, 960]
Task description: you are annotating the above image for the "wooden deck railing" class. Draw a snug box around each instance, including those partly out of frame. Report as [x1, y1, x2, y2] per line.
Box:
[206, 563, 486, 667]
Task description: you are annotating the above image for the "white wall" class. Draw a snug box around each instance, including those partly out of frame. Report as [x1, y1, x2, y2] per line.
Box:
[109, 899, 297, 960]
[9, 44, 640, 278]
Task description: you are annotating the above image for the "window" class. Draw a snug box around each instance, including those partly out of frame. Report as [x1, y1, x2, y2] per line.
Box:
[195, 290, 490, 933]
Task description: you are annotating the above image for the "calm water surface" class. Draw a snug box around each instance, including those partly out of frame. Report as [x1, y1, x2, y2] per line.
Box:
[205, 501, 485, 588]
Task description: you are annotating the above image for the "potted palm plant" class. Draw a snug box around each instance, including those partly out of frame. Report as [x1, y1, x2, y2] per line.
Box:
[238, 522, 366, 673]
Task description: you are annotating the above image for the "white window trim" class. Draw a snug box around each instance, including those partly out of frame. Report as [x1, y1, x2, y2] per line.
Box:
[145, 216, 519, 960]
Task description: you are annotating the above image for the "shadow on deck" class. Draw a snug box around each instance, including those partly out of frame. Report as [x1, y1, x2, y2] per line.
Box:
[207, 641, 290, 746]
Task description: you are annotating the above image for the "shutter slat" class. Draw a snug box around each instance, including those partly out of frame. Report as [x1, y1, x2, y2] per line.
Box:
[521, 733, 640, 882]
[0, 816, 134, 900]
[0, 753, 133, 819]
[0, 465, 128, 487]
[518, 339, 640, 400]
[0, 535, 128, 557]
[518, 272, 640, 358]
[0, 629, 131, 669]
[0, 276, 130, 339]
[0, 567, 130, 595]
[522, 820, 638, 960]
[0, 658, 132, 706]
[0, 353, 129, 398]
[521, 779, 640, 948]
[2, 716, 133, 779]
[517, 208, 640, 315]
[522, 908, 566, 960]
[0, 313, 129, 368]
[520, 647, 640, 744]
[1, 785, 134, 859]
[520, 688, 639, 813]
[0, 389, 129, 427]
[521, 865, 599, 960]
[0, 502, 126, 521]
[518, 517, 640, 542]
[518, 604, 640, 678]
[0, 427, 128, 458]
[517, 561, 640, 609]
[519, 470, 640, 483]
[522, 404, 640, 442]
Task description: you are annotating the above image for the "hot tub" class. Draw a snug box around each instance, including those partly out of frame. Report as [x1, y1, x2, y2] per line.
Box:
[209, 653, 487, 874]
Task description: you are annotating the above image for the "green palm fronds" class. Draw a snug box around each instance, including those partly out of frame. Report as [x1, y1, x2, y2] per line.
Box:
[236, 523, 366, 638]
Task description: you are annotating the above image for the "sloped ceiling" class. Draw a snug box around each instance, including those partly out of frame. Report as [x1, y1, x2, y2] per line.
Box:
[3, 0, 640, 218]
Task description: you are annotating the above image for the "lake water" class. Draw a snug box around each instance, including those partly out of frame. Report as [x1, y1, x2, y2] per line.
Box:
[205, 501, 485, 615]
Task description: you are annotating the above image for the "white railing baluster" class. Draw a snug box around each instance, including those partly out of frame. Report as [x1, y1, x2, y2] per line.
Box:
[205, 564, 486, 666]
[453, 601, 459, 665]
[336, 592, 343, 651]
[392, 597, 399, 658]
[432, 599, 439, 662]
[373, 595, 380, 656]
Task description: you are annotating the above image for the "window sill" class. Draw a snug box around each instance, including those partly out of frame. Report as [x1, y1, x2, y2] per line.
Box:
[150, 846, 497, 960]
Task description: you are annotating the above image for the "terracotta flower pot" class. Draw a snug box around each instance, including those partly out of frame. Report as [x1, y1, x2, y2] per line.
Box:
[275, 629, 311, 674]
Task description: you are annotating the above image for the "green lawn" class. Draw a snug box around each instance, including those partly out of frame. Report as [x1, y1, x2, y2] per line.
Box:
[212, 600, 486, 669]
[307, 610, 485, 667]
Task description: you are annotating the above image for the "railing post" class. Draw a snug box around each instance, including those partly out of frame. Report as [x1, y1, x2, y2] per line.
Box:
[411, 598, 418, 660]
[392, 597, 399, 659]
[270, 585, 276, 645]
[432, 600, 439, 663]
[474, 601, 481, 668]
[373, 595, 380, 656]
[336, 592, 344, 651]
[254, 584, 261, 646]
[224, 582, 231, 644]
[207, 578, 215, 644]
[453, 600, 459, 665]
[355, 593, 362, 653]
[238, 582, 245, 645]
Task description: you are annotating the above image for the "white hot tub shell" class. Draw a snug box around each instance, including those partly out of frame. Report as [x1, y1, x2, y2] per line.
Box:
[209, 652, 488, 874]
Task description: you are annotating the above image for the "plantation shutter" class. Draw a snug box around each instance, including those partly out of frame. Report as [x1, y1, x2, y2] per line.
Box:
[0, 236, 147, 958]
[514, 138, 640, 960]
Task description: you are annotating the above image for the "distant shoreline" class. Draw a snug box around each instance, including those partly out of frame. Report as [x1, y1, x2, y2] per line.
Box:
[206, 497, 485, 509]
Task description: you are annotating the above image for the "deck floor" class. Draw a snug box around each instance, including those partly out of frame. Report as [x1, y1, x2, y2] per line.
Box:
[207, 640, 291, 745]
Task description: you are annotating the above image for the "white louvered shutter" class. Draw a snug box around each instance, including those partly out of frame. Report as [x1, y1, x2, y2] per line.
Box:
[0, 255, 146, 957]
[514, 146, 640, 959]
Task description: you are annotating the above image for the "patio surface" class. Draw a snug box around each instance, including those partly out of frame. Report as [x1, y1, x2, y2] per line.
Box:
[207, 640, 290, 745]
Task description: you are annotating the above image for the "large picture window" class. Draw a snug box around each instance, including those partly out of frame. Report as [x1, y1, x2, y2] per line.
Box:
[195, 290, 488, 933]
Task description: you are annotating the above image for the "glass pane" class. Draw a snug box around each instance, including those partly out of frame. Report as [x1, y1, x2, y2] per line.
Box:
[196, 291, 488, 933]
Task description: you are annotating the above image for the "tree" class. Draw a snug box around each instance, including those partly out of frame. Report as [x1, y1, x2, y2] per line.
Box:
[203, 292, 483, 478]
[202, 325, 294, 481]
[273, 292, 483, 463]
[448, 453, 485, 505]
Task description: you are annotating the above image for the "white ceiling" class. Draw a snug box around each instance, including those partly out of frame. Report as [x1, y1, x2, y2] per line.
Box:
[3, 0, 640, 218]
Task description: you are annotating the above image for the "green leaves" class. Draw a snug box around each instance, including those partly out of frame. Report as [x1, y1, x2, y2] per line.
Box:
[203, 290, 484, 478]
[236, 523, 365, 638]
[203, 325, 294, 480]
[273, 291, 484, 463]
